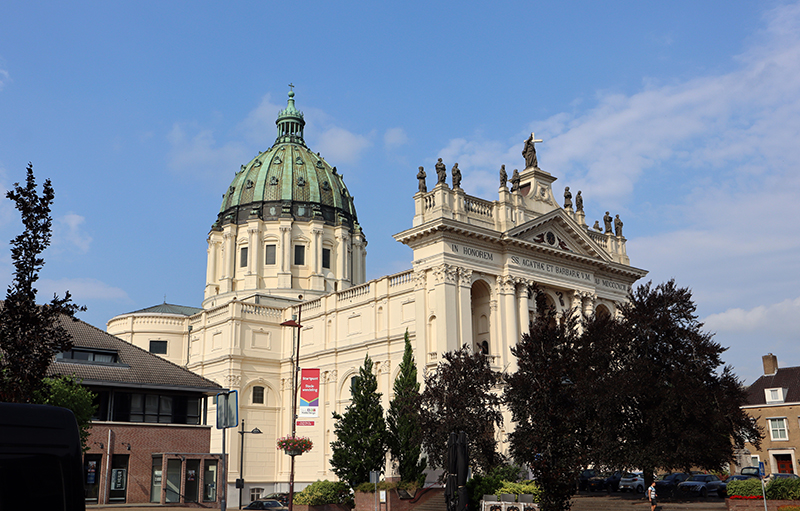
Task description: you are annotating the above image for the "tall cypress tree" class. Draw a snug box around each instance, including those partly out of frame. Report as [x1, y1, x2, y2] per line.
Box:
[0, 163, 84, 403]
[387, 330, 426, 484]
[330, 354, 388, 487]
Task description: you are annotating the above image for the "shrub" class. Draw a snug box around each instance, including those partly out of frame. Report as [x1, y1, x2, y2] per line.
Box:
[294, 480, 353, 507]
[496, 481, 542, 502]
[726, 479, 762, 498]
[767, 478, 800, 501]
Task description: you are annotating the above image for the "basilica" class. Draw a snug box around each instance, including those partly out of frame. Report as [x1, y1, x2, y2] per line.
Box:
[107, 89, 647, 500]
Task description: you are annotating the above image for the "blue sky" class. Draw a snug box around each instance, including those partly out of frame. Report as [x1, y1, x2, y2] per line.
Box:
[1, 1, 798, 384]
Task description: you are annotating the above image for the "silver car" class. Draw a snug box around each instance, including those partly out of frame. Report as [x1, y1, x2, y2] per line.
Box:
[619, 472, 645, 493]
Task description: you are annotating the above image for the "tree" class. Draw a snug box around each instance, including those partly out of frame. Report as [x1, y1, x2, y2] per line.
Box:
[33, 375, 97, 451]
[505, 290, 602, 511]
[386, 330, 427, 485]
[0, 163, 84, 403]
[597, 280, 762, 486]
[505, 281, 762, 510]
[420, 345, 504, 475]
[330, 354, 389, 487]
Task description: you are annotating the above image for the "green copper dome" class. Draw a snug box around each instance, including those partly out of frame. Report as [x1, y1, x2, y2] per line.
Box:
[214, 90, 359, 230]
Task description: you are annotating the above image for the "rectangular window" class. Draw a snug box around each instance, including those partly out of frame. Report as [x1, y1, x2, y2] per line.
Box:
[294, 245, 305, 265]
[150, 456, 163, 503]
[769, 418, 788, 440]
[250, 487, 265, 502]
[265, 244, 276, 265]
[252, 386, 264, 404]
[240, 247, 248, 268]
[322, 248, 331, 269]
[203, 461, 218, 502]
[149, 340, 168, 354]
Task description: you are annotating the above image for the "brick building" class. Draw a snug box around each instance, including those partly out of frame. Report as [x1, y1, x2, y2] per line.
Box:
[49, 316, 224, 505]
[737, 353, 800, 475]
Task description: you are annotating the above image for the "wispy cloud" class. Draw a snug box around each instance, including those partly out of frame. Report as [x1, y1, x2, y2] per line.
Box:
[430, 2, 800, 383]
[52, 213, 92, 254]
[384, 127, 409, 149]
[0, 69, 9, 92]
[39, 277, 129, 302]
[166, 93, 373, 179]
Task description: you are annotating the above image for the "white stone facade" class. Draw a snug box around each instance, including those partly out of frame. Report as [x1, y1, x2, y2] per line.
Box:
[108, 110, 646, 498]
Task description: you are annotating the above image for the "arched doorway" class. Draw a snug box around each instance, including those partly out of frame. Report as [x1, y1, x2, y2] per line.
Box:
[471, 280, 492, 354]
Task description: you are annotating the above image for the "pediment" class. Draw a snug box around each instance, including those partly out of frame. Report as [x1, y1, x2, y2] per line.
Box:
[505, 210, 611, 261]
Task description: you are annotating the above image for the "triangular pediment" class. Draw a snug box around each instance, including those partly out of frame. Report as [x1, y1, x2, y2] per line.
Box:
[505, 209, 612, 261]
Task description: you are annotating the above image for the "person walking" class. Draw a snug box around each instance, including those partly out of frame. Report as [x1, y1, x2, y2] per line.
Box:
[647, 480, 657, 511]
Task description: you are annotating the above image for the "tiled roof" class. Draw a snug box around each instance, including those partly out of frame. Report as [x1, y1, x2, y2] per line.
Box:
[125, 302, 203, 316]
[48, 316, 223, 394]
[745, 366, 800, 405]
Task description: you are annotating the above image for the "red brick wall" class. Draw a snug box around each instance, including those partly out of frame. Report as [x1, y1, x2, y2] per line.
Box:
[85, 422, 215, 505]
[355, 488, 444, 511]
[726, 499, 800, 510]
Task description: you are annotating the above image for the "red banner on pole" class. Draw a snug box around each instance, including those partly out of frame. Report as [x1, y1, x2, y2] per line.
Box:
[299, 368, 320, 418]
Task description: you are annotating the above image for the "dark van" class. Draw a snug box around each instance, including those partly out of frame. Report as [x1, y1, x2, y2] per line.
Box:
[0, 403, 85, 511]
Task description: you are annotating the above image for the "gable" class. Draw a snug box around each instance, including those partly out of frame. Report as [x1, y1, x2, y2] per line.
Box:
[505, 210, 612, 261]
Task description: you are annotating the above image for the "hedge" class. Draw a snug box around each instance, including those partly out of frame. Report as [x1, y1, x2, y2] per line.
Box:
[726, 478, 800, 500]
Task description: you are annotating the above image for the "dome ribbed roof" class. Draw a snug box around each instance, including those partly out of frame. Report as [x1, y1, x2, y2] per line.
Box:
[214, 90, 358, 230]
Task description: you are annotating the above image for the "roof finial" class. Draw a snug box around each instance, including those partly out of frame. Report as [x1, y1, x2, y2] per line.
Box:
[288, 83, 295, 98]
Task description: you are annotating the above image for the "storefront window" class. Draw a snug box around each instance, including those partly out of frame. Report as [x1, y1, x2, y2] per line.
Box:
[150, 456, 163, 503]
[185, 459, 200, 503]
[84, 454, 102, 503]
[203, 460, 218, 502]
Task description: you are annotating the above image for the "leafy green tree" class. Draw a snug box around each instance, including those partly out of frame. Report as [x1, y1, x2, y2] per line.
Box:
[420, 345, 504, 475]
[387, 330, 426, 484]
[33, 375, 97, 451]
[0, 163, 84, 403]
[330, 354, 388, 487]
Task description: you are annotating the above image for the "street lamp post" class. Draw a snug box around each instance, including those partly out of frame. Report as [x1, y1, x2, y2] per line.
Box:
[238, 420, 262, 509]
[280, 295, 303, 511]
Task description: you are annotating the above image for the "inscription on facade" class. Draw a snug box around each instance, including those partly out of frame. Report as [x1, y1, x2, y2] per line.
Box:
[451, 244, 494, 261]
[510, 255, 593, 282]
[595, 278, 630, 292]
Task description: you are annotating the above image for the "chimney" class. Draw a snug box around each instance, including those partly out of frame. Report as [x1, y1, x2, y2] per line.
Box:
[763, 353, 778, 376]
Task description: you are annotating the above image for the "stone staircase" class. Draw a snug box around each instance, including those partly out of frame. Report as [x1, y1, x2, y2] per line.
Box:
[411, 490, 446, 511]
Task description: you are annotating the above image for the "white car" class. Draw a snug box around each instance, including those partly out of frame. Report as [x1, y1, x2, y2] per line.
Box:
[619, 472, 645, 493]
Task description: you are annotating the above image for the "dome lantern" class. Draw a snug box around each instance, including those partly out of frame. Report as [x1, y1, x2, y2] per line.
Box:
[276, 85, 305, 145]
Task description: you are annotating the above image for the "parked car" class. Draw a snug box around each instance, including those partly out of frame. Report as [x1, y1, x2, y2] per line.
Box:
[677, 474, 725, 498]
[577, 469, 597, 491]
[740, 467, 761, 478]
[586, 473, 608, 491]
[765, 473, 800, 484]
[244, 499, 289, 510]
[654, 472, 690, 497]
[604, 471, 623, 492]
[619, 472, 645, 493]
[263, 493, 290, 506]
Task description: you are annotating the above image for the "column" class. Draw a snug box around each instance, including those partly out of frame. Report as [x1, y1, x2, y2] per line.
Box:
[310, 227, 324, 291]
[278, 225, 292, 289]
[222, 231, 235, 293]
[457, 268, 473, 350]
[498, 275, 518, 369]
[517, 282, 529, 340]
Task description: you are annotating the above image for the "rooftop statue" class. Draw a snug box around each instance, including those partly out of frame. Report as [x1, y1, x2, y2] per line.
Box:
[499, 165, 507, 188]
[614, 214, 623, 237]
[563, 187, 572, 209]
[510, 169, 521, 192]
[576, 190, 583, 212]
[452, 163, 462, 189]
[522, 132, 542, 169]
[417, 166, 427, 193]
[435, 158, 447, 185]
[604, 211, 613, 234]
[593, 220, 602, 232]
